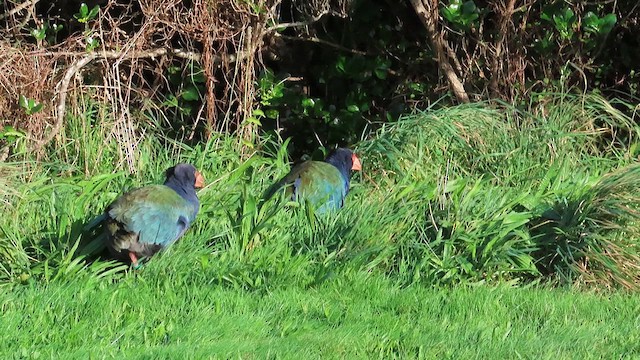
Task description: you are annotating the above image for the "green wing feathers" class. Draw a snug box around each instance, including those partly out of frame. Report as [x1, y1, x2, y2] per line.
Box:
[266, 161, 347, 212]
[107, 185, 196, 248]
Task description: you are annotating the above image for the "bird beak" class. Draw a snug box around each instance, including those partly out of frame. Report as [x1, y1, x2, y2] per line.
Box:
[351, 153, 362, 171]
[194, 171, 206, 189]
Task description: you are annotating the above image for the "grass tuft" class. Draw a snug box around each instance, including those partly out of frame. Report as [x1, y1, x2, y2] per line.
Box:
[1, 92, 640, 291]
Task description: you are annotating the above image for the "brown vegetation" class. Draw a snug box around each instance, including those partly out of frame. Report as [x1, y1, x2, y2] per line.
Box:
[0, 0, 638, 154]
[0, 0, 317, 149]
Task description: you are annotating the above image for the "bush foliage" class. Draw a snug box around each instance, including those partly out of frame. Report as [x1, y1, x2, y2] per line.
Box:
[0, 0, 638, 155]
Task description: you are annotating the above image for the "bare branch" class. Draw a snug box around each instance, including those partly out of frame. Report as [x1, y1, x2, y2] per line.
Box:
[275, 33, 370, 56]
[33, 46, 245, 151]
[35, 54, 96, 151]
[489, 0, 517, 98]
[0, 0, 40, 20]
[28, 48, 202, 61]
[409, 0, 469, 103]
[266, 10, 330, 32]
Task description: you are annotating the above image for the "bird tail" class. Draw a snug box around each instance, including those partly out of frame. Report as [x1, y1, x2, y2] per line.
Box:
[83, 213, 107, 232]
[262, 181, 284, 202]
[77, 233, 107, 257]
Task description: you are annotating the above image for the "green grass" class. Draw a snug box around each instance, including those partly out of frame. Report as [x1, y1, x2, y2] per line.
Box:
[2, 92, 640, 357]
[2, 276, 640, 358]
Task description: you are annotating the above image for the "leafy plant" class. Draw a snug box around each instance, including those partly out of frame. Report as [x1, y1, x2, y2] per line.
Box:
[583, 12, 616, 36]
[18, 95, 43, 115]
[84, 34, 99, 52]
[74, 3, 100, 25]
[0, 126, 24, 143]
[441, 0, 480, 30]
[257, 51, 395, 155]
[541, 5, 576, 40]
[30, 22, 63, 47]
[164, 64, 205, 115]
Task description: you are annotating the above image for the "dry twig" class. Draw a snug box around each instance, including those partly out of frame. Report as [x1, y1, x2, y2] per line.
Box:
[0, 0, 40, 20]
[34, 47, 214, 151]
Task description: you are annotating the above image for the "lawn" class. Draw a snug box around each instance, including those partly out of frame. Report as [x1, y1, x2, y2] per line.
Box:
[2, 275, 639, 358]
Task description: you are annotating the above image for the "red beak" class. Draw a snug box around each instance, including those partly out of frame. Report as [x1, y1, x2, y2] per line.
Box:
[351, 153, 362, 171]
[194, 170, 206, 188]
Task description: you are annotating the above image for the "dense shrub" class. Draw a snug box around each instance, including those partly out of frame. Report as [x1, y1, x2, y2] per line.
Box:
[1, 0, 638, 157]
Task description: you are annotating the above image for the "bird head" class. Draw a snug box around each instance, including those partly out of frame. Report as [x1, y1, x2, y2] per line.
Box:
[165, 163, 206, 189]
[326, 148, 362, 174]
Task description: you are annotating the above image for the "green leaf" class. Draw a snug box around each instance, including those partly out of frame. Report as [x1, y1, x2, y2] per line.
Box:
[253, 109, 265, 117]
[443, 0, 461, 19]
[583, 12, 599, 34]
[347, 105, 360, 113]
[30, 27, 46, 40]
[181, 86, 200, 101]
[18, 95, 28, 109]
[540, 12, 552, 22]
[461, 12, 479, 25]
[301, 98, 315, 108]
[190, 71, 206, 84]
[335, 56, 346, 73]
[85, 36, 99, 49]
[461, 0, 476, 14]
[540, 2, 561, 23]
[242, 139, 254, 149]
[80, 3, 88, 17]
[88, 5, 100, 20]
[552, 7, 575, 40]
[374, 68, 387, 80]
[553, 7, 575, 27]
[162, 94, 179, 107]
[442, 0, 477, 29]
[562, 8, 575, 22]
[600, 14, 617, 35]
[441, 7, 456, 22]
[265, 109, 279, 119]
[244, 116, 262, 126]
[0, 126, 20, 140]
[179, 105, 193, 115]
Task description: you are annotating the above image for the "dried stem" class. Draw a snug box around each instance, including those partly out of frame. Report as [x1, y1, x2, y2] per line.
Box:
[489, 0, 517, 98]
[34, 47, 243, 151]
[0, 0, 40, 20]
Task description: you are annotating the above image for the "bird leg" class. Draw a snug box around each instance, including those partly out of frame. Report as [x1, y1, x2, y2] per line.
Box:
[129, 251, 140, 268]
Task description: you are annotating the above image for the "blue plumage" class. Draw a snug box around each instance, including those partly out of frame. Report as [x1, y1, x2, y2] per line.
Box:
[98, 163, 205, 267]
[265, 148, 362, 213]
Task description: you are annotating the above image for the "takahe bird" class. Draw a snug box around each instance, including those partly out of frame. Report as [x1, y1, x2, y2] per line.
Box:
[88, 163, 205, 268]
[265, 148, 362, 213]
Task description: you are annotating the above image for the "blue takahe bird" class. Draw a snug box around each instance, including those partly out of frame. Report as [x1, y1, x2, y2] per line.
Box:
[88, 163, 205, 267]
[265, 148, 362, 213]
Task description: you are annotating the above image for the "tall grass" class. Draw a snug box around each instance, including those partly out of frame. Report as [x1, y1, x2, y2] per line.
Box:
[357, 92, 640, 288]
[1, 92, 640, 291]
